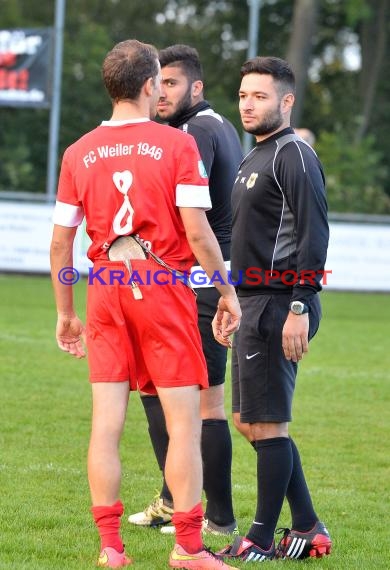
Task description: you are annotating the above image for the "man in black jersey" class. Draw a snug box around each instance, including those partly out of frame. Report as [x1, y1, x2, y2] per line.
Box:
[218, 57, 332, 562]
[128, 44, 243, 536]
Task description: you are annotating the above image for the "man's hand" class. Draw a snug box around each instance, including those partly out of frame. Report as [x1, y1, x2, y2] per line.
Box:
[282, 312, 309, 362]
[212, 295, 241, 347]
[56, 314, 86, 359]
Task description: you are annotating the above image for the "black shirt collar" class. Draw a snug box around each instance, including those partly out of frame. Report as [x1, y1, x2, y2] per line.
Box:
[169, 100, 211, 128]
[255, 127, 295, 147]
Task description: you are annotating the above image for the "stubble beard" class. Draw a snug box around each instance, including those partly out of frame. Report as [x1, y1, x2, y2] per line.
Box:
[244, 108, 284, 136]
[158, 87, 192, 123]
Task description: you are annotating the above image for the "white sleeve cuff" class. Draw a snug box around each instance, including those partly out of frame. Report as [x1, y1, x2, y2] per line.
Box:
[52, 201, 84, 227]
[176, 184, 212, 210]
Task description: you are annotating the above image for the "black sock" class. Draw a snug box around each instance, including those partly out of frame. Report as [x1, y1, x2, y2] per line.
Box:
[202, 419, 235, 526]
[246, 437, 292, 550]
[286, 438, 318, 531]
[140, 395, 172, 505]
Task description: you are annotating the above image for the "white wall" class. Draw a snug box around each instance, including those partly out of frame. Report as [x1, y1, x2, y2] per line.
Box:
[326, 222, 390, 291]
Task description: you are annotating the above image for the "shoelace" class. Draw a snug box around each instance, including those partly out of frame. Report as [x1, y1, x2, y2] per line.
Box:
[275, 527, 291, 553]
[203, 546, 225, 564]
[144, 494, 162, 516]
[145, 495, 173, 518]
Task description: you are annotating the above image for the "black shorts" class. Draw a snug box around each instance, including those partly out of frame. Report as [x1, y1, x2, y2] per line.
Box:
[196, 287, 227, 386]
[232, 293, 321, 423]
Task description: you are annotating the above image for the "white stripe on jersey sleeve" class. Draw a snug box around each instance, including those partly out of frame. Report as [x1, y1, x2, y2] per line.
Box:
[176, 184, 212, 210]
[52, 201, 84, 227]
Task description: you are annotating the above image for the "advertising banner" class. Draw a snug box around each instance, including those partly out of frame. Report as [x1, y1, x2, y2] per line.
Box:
[0, 28, 52, 108]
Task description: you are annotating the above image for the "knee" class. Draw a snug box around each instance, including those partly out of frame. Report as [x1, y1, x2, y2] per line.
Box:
[232, 412, 252, 441]
[90, 419, 123, 444]
[167, 415, 202, 442]
[250, 422, 288, 440]
[200, 386, 226, 420]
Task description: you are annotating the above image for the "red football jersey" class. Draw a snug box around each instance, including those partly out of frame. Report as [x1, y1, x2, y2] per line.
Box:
[53, 119, 211, 270]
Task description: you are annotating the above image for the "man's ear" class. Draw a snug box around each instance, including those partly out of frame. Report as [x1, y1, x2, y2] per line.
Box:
[282, 92, 295, 112]
[144, 77, 155, 97]
[191, 80, 203, 98]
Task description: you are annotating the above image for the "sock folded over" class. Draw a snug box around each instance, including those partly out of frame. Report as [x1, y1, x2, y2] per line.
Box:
[172, 502, 203, 553]
[91, 500, 124, 552]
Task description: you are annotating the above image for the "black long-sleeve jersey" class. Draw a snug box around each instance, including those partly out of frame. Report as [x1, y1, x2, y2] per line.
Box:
[169, 100, 243, 260]
[231, 127, 329, 304]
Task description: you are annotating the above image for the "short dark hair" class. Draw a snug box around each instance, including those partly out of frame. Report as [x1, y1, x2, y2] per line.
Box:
[102, 39, 159, 101]
[158, 44, 203, 83]
[240, 56, 295, 96]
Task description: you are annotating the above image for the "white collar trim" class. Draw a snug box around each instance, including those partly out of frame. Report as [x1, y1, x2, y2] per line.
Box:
[101, 118, 150, 126]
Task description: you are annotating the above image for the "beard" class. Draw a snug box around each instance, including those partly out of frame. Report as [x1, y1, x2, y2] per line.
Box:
[243, 107, 283, 136]
[158, 87, 192, 123]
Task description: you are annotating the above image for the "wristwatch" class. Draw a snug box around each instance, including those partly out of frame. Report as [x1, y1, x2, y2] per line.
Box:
[289, 301, 309, 315]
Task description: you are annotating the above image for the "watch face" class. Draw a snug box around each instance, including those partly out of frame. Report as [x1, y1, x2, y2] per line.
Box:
[291, 301, 304, 314]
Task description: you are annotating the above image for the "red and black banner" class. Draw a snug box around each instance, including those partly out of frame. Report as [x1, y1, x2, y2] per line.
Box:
[0, 28, 53, 108]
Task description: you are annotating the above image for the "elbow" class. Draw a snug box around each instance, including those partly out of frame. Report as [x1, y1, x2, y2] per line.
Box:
[50, 239, 67, 253]
[50, 239, 74, 260]
[186, 230, 207, 246]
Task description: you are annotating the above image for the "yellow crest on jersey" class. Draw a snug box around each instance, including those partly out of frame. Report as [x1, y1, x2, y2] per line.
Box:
[246, 172, 258, 189]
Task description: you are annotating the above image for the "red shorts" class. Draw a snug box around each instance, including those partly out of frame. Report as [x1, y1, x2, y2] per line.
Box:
[86, 259, 208, 394]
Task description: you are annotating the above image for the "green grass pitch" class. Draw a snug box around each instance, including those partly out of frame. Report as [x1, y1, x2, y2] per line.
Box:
[1, 273, 389, 569]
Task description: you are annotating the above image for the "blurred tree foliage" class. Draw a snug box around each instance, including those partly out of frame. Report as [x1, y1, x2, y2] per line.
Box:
[316, 131, 390, 213]
[0, 0, 389, 213]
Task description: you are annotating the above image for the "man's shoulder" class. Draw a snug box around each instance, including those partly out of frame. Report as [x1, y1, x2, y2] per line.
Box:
[190, 108, 233, 129]
[273, 132, 319, 165]
[186, 109, 239, 142]
[65, 121, 195, 158]
[62, 126, 102, 158]
[194, 108, 224, 124]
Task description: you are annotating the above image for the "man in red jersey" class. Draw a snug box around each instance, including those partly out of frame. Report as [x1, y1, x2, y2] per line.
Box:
[50, 39, 240, 569]
[129, 44, 243, 537]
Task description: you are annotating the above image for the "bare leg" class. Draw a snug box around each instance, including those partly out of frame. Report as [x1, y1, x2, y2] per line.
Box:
[200, 384, 225, 420]
[232, 411, 252, 441]
[157, 385, 202, 512]
[88, 381, 130, 505]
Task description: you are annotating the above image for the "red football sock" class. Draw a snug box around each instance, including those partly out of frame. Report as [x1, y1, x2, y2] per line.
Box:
[91, 500, 124, 552]
[172, 502, 203, 554]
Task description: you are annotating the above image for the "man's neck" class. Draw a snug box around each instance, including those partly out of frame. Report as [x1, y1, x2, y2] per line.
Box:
[110, 100, 150, 121]
[254, 121, 291, 143]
